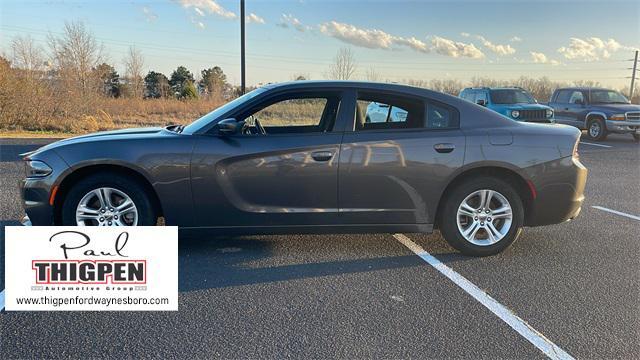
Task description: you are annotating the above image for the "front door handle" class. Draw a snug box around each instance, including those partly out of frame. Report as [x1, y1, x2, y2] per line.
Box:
[311, 151, 334, 162]
[434, 143, 455, 153]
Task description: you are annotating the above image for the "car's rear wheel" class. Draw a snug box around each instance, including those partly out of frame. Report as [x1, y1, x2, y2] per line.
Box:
[61, 173, 157, 226]
[440, 177, 524, 256]
[587, 117, 607, 141]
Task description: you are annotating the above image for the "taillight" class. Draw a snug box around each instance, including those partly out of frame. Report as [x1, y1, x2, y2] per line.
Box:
[572, 138, 579, 159]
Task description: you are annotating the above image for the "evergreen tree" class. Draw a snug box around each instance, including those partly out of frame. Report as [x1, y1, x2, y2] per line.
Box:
[169, 66, 194, 96]
[93, 63, 120, 97]
[200, 66, 226, 98]
[144, 71, 170, 98]
[181, 80, 198, 99]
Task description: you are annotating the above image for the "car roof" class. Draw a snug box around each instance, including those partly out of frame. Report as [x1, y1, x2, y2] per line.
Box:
[461, 87, 526, 91]
[555, 87, 612, 91]
[260, 80, 467, 105]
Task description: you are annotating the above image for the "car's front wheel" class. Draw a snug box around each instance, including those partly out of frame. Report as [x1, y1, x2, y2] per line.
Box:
[61, 173, 157, 226]
[587, 118, 607, 141]
[439, 177, 524, 256]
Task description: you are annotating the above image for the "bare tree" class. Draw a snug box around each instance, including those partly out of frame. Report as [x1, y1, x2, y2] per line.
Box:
[48, 21, 104, 95]
[327, 47, 357, 80]
[365, 66, 381, 82]
[123, 46, 145, 98]
[11, 35, 44, 75]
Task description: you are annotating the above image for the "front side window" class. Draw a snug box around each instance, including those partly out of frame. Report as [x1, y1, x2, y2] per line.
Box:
[490, 89, 536, 104]
[239, 94, 339, 135]
[355, 92, 424, 130]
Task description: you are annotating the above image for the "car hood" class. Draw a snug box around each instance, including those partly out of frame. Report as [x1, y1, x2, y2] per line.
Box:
[26, 127, 170, 157]
[589, 104, 640, 113]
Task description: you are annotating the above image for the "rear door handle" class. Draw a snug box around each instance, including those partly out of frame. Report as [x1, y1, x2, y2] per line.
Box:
[311, 151, 334, 161]
[434, 143, 455, 153]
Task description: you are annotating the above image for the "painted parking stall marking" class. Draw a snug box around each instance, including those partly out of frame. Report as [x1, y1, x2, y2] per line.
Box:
[0, 289, 5, 312]
[393, 233, 575, 360]
[592, 206, 640, 221]
[579, 142, 612, 148]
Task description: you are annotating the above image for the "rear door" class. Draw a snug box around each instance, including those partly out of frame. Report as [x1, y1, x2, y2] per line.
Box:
[554, 90, 584, 128]
[338, 89, 465, 226]
[190, 89, 349, 227]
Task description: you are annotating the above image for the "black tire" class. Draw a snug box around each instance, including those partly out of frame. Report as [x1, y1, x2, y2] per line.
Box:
[586, 117, 608, 141]
[439, 177, 524, 256]
[61, 172, 157, 226]
[633, 133, 639, 142]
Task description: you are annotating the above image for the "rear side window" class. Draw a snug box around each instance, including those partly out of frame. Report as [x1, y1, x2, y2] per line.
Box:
[475, 90, 488, 104]
[568, 91, 584, 104]
[355, 92, 424, 130]
[427, 102, 459, 129]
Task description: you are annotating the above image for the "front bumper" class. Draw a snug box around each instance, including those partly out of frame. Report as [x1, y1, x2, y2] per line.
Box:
[606, 120, 640, 134]
[21, 178, 56, 225]
[525, 155, 587, 227]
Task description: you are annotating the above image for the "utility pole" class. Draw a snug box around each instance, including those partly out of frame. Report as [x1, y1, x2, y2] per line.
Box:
[240, 0, 246, 95]
[630, 50, 638, 102]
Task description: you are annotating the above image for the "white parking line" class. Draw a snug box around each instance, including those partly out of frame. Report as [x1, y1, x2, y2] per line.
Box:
[392, 233, 574, 360]
[592, 206, 640, 221]
[0, 289, 5, 312]
[579, 142, 612, 148]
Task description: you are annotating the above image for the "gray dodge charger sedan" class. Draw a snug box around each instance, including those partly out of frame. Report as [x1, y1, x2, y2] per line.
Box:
[21, 81, 587, 256]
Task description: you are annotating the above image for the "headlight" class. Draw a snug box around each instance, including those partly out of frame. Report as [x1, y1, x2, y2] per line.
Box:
[546, 109, 554, 118]
[511, 110, 520, 118]
[25, 160, 52, 178]
[609, 114, 626, 121]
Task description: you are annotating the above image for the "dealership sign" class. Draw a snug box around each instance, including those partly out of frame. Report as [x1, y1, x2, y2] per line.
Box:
[5, 226, 178, 311]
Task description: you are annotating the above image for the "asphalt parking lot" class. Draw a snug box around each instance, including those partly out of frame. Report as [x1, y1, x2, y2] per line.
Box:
[0, 135, 638, 359]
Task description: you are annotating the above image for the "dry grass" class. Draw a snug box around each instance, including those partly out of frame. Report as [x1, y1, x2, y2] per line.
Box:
[0, 63, 224, 135]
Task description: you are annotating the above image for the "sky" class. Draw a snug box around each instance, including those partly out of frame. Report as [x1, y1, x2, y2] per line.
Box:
[1, 0, 639, 88]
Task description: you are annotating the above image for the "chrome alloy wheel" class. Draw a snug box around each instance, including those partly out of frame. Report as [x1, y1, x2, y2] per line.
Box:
[456, 189, 513, 246]
[75, 187, 138, 226]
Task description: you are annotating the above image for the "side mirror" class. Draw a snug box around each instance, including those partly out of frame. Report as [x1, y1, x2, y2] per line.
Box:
[476, 99, 486, 106]
[217, 118, 239, 135]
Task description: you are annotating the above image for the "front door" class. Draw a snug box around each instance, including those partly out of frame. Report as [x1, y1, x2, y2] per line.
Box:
[190, 90, 348, 227]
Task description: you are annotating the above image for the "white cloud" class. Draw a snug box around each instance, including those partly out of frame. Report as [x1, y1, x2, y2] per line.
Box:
[277, 14, 308, 32]
[195, 21, 205, 29]
[431, 36, 485, 59]
[476, 35, 516, 56]
[246, 13, 265, 24]
[142, 6, 158, 22]
[318, 21, 428, 53]
[460, 32, 470, 38]
[530, 51, 561, 66]
[193, 7, 205, 17]
[510, 36, 522, 42]
[176, 0, 236, 19]
[557, 37, 635, 61]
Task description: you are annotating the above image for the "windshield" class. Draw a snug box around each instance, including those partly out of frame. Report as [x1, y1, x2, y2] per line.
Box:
[589, 90, 629, 104]
[182, 87, 267, 133]
[489, 89, 536, 104]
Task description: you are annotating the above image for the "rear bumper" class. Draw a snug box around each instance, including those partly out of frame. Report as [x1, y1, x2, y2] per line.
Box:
[525, 156, 587, 227]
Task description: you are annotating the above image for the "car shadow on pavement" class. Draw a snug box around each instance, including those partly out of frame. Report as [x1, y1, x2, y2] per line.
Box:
[177, 235, 425, 293]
